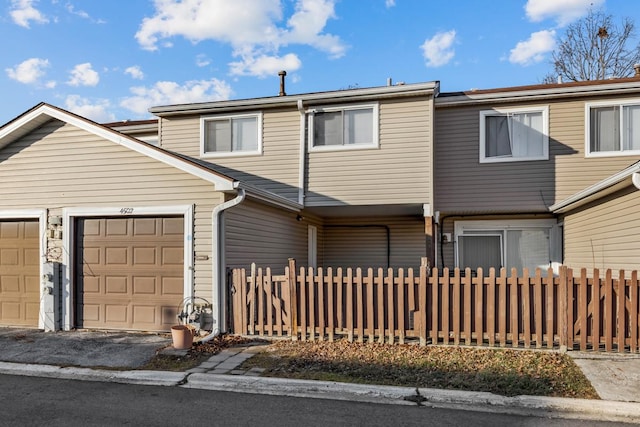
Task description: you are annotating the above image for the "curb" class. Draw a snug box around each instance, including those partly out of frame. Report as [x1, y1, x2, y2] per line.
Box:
[0, 361, 185, 387]
[183, 373, 640, 424]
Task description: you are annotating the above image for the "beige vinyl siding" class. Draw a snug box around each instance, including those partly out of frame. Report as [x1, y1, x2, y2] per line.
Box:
[321, 216, 427, 270]
[224, 199, 311, 274]
[0, 120, 222, 299]
[562, 186, 640, 271]
[435, 95, 640, 214]
[159, 109, 301, 201]
[306, 97, 432, 206]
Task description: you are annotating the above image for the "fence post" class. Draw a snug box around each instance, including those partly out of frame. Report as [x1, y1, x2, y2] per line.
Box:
[558, 266, 568, 353]
[288, 258, 298, 341]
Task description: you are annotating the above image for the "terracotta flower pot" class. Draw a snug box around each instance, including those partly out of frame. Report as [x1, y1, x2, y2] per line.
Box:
[171, 325, 193, 349]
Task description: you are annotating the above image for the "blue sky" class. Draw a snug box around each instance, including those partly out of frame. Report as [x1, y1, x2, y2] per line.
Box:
[2, 0, 640, 125]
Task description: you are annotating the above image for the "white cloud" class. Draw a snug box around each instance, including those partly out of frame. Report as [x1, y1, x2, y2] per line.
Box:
[135, 0, 345, 76]
[420, 30, 456, 67]
[5, 57, 50, 84]
[282, 0, 346, 58]
[10, 0, 48, 28]
[525, 0, 604, 26]
[67, 63, 100, 87]
[385, 0, 396, 7]
[64, 95, 115, 123]
[120, 78, 233, 115]
[125, 66, 144, 80]
[509, 30, 556, 65]
[229, 53, 302, 78]
[196, 54, 211, 67]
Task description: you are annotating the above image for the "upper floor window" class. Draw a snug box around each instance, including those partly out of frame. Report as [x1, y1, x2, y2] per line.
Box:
[479, 106, 549, 163]
[587, 100, 640, 157]
[200, 113, 262, 157]
[308, 103, 379, 151]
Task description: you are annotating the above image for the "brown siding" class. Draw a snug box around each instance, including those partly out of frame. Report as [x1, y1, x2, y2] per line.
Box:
[0, 120, 222, 299]
[224, 199, 311, 274]
[322, 216, 427, 270]
[160, 109, 301, 201]
[306, 97, 432, 206]
[562, 185, 640, 271]
[435, 95, 640, 214]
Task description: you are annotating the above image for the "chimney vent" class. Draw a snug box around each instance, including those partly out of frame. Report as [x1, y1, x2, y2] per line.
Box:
[634, 64, 640, 77]
[278, 70, 287, 96]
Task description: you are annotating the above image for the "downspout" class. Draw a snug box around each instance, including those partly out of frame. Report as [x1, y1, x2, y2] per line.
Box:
[201, 188, 246, 342]
[632, 172, 640, 190]
[297, 99, 306, 206]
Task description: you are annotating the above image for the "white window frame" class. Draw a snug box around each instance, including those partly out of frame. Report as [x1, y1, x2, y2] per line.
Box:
[479, 106, 549, 163]
[200, 112, 263, 158]
[454, 219, 557, 271]
[308, 103, 379, 152]
[585, 98, 640, 158]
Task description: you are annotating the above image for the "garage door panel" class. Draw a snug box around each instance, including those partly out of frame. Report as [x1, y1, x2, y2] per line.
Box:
[1, 276, 20, 292]
[76, 216, 184, 332]
[0, 219, 40, 327]
[105, 276, 128, 294]
[133, 276, 157, 294]
[163, 218, 183, 235]
[133, 247, 157, 264]
[106, 247, 128, 265]
[1, 248, 19, 265]
[0, 222, 20, 239]
[105, 304, 128, 324]
[106, 219, 128, 236]
[162, 277, 184, 295]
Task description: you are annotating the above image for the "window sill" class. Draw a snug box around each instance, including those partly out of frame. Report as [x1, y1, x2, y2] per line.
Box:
[200, 150, 262, 159]
[309, 143, 379, 153]
[479, 155, 548, 164]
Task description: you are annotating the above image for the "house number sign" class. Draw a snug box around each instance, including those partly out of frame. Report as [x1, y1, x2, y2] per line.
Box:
[119, 208, 134, 214]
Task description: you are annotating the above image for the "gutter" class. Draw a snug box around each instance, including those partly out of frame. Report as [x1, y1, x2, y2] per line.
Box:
[202, 188, 246, 342]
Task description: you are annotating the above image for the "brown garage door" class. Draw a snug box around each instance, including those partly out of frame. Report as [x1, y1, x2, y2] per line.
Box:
[0, 220, 40, 327]
[75, 216, 184, 331]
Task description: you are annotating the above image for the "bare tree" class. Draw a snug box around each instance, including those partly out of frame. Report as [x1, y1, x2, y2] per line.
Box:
[544, 10, 640, 83]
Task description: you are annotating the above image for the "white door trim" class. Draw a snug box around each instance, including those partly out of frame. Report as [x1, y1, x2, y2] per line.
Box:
[62, 205, 194, 331]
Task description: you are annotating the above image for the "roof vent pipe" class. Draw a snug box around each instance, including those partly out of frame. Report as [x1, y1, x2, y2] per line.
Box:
[634, 64, 640, 77]
[278, 70, 287, 96]
[387, 77, 392, 86]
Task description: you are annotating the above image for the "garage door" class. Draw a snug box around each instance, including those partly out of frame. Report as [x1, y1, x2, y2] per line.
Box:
[75, 216, 184, 331]
[0, 220, 40, 327]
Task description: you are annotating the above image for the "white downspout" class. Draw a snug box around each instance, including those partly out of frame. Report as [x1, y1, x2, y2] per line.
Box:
[297, 99, 306, 206]
[201, 188, 246, 342]
[633, 172, 640, 190]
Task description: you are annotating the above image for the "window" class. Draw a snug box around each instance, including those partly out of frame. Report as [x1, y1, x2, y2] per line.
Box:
[200, 113, 261, 156]
[309, 103, 378, 151]
[587, 100, 640, 156]
[479, 107, 549, 163]
[454, 220, 560, 275]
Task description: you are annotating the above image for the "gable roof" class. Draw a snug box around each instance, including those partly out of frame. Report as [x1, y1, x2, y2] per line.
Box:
[0, 103, 236, 191]
[550, 161, 640, 214]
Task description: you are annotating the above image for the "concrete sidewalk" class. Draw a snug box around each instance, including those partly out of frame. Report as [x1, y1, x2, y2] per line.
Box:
[1, 328, 639, 424]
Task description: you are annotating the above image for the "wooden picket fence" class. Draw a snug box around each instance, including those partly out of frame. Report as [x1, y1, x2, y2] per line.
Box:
[230, 259, 640, 353]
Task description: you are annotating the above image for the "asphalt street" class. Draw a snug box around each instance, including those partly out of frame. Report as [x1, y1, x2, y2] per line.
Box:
[0, 374, 631, 427]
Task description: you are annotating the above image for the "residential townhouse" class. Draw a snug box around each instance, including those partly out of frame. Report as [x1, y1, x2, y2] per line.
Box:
[434, 77, 640, 274]
[1, 74, 639, 334]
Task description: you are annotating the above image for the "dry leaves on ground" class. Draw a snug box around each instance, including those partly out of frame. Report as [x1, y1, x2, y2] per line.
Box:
[239, 339, 599, 399]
